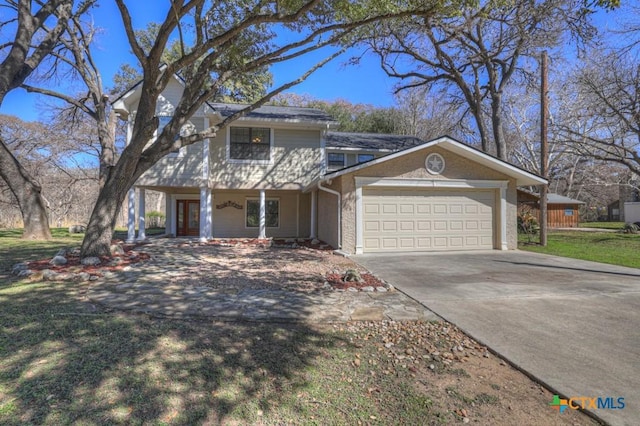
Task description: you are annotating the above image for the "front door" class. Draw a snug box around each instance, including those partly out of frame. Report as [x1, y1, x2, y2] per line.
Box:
[176, 200, 200, 236]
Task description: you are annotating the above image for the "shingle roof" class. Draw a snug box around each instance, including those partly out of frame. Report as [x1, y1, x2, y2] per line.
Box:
[209, 103, 336, 124]
[518, 189, 585, 204]
[325, 131, 425, 151]
[547, 193, 585, 204]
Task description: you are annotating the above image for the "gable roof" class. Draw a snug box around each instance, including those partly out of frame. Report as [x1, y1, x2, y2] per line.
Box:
[325, 131, 424, 151]
[315, 136, 546, 187]
[548, 194, 585, 204]
[518, 189, 585, 204]
[111, 71, 338, 127]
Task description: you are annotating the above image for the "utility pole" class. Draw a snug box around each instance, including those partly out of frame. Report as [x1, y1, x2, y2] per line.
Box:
[540, 51, 549, 246]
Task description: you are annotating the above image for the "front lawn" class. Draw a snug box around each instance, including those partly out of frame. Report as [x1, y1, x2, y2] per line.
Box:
[519, 231, 640, 268]
[579, 221, 625, 230]
[0, 229, 595, 425]
[0, 228, 83, 275]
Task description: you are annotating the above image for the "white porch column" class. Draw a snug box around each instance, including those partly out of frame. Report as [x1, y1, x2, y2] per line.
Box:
[164, 193, 172, 235]
[206, 191, 213, 239]
[310, 189, 317, 239]
[199, 187, 213, 242]
[126, 188, 136, 243]
[259, 189, 266, 239]
[200, 117, 212, 242]
[500, 186, 508, 250]
[355, 184, 363, 254]
[137, 188, 146, 241]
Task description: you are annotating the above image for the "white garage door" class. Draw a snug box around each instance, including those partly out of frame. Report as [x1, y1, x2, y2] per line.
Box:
[362, 188, 495, 252]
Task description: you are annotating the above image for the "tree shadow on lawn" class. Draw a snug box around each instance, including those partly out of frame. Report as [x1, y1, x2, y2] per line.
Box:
[0, 279, 342, 424]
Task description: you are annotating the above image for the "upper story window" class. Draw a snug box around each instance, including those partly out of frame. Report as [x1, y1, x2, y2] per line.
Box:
[327, 152, 345, 168]
[358, 154, 375, 163]
[229, 127, 271, 161]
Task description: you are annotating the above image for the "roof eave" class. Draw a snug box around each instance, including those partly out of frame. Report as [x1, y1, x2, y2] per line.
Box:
[313, 136, 547, 186]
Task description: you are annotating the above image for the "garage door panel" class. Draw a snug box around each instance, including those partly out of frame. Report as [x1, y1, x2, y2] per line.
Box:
[416, 221, 431, 231]
[364, 221, 379, 232]
[399, 204, 414, 214]
[450, 204, 463, 214]
[364, 204, 379, 214]
[399, 221, 414, 231]
[417, 205, 431, 214]
[434, 204, 448, 214]
[381, 238, 398, 249]
[382, 221, 397, 231]
[363, 189, 495, 252]
[433, 220, 447, 230]
[382, 204, 397, 214]
[450, 220, 464, 231]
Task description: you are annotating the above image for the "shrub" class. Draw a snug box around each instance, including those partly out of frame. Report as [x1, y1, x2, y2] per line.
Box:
[623, 223, 639, 234]
[145, 211, 166, 229]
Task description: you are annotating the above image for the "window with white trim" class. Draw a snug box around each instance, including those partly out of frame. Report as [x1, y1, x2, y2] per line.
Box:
[327, 152, 345, 168]
[230, 127, 271, 161]
[246, 199, 279, 228]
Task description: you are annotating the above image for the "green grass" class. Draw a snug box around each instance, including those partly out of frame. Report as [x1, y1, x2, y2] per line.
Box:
[0, 280, 449, 424]
[0, 229, 448, 424]
[519, 231, 640, 268]
[578, 221, 625, 230]
[0, 229, 84, 275]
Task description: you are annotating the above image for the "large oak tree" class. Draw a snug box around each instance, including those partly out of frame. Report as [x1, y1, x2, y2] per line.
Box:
[78, 0, 452, 257]
[0, 0, 94, 239]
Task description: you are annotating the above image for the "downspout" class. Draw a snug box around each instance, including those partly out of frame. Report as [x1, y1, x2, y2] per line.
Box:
[317, 180, 341, 249]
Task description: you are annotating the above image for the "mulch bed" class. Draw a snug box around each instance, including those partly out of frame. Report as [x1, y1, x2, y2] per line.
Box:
[24, 241, 150, 275]
[200, 238, 334, 251]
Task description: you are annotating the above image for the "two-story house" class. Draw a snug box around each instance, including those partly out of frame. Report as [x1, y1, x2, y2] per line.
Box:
[113, 77, 545, 254]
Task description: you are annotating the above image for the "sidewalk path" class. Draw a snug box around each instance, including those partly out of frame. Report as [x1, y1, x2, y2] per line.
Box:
[87, 239, 439, 323]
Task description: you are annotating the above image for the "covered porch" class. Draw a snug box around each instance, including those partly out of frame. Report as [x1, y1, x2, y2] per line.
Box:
[126, 186, 317, 242]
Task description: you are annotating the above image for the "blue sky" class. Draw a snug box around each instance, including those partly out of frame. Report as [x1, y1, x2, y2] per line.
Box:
[0, 2, 397, 123]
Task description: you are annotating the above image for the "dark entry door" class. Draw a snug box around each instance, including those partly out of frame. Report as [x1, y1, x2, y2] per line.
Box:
[176, 200, 200, 236]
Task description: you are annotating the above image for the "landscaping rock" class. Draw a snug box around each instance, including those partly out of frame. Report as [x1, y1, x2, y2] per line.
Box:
[110, 244, 125, 256]
[376, 286, 388, 292]
[362, 286, 375, 292]
[81, 256, 101, 266]
[55, 248, 68, 257]
[12, 262, 29, 275]
[17, 269, 34, 277]
[109, 258, 124, 266]
[42, 269, 58, 281]
[343, 269, 363, 283]
[311, 238, 320, 245]
[75, 272, 91, 282]
[50, 255, 68, 266]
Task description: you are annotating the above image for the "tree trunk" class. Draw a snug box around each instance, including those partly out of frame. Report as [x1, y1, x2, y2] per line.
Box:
[80, 169, 131, 257]
[491, 94, 507, 160]
[0, 137, 51, 239]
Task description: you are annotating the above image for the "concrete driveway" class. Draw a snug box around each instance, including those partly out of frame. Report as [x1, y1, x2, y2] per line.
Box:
[354, 250, 640, 426]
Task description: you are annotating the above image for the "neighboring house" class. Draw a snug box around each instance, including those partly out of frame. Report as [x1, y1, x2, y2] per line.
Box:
[113, 76, 545, 254]
[517, 190, 585, 228]
[616, 180, 640, 223]
[607, 200, 621, 222]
